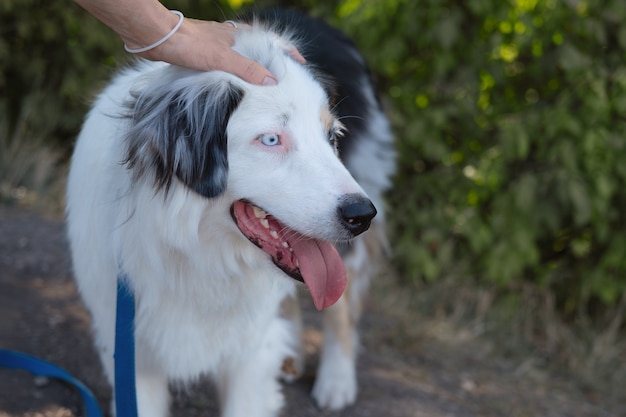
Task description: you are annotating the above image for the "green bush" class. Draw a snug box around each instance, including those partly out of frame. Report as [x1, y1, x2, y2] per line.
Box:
[1, 0, 118, 145]
[0, 0, 244, 146]
[2, 0, 625, 322]
[332, 0, 626, 319]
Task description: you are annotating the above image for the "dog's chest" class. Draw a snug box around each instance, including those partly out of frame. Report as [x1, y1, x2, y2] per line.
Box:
[130, 248, 295, 378]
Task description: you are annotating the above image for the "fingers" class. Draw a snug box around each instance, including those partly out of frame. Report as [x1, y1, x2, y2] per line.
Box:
[217, 23, 305, 85]
[280, 38, 306, 64]
[227, 52, 277, 86]
[228, 21, 304, 62]
[151, 18, 305, 86]
[288, 47, 307, 64]
[267, 31, 306, 64]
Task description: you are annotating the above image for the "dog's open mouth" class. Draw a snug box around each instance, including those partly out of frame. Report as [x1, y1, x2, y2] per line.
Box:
[231, 200, 346, 310]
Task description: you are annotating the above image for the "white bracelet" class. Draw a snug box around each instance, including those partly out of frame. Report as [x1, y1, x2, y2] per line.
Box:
[124, 10, 184, 54]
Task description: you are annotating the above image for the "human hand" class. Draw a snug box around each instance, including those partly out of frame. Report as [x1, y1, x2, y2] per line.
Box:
[136, 19, 305, 86]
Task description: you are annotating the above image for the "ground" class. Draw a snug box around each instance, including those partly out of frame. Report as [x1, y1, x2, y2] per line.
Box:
[0, 204, 621, 417]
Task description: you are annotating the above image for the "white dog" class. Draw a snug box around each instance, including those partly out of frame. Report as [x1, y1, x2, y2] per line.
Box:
[67, 10, 394, 417]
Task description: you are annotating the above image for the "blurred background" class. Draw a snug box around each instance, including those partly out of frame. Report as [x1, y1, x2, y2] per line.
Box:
[2, 0, 625, 404]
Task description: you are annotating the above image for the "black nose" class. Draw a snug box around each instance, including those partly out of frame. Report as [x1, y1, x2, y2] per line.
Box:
[338, 194, 377, 237]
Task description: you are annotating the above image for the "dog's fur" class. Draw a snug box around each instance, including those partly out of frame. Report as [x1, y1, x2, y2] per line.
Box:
[67, 10, 394, 417]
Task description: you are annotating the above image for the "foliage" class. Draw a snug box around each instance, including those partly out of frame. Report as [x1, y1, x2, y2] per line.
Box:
[0, 0, 244, 147]
[0, 97, 65, 212]
[330, 0, 626, 320]
[2, 0, 626, 321]
[1, 0, 116, 146]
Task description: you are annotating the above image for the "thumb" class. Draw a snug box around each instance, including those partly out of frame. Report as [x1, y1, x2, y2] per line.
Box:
[227, 52, 277, 86]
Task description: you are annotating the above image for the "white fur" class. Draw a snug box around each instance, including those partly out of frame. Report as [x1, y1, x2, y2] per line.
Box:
[67, 26, 376, 417]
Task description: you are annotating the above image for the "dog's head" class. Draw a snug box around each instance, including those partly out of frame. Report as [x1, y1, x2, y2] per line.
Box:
[123, 25, 376, 309]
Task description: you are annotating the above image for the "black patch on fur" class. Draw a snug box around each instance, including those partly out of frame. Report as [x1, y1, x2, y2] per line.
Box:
[123, 80, 244, 198]
[241, 8, 383, 158]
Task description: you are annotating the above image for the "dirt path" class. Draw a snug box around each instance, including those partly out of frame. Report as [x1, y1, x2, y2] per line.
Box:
[0, 204, 620, 417]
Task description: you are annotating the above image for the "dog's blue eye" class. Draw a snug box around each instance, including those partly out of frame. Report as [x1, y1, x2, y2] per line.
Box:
[259, 133, 280, 146]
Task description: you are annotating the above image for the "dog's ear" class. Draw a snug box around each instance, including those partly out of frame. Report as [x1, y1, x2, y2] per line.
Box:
[124, 78, 244, 198]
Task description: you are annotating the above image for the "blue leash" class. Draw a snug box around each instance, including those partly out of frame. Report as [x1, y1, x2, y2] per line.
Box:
[115, 276, 139, 417]
[0, 274, 138, 417]
[0, 349, 103, 417]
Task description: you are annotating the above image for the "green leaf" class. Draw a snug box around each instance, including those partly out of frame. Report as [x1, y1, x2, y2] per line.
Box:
[558, 43, 592, 71]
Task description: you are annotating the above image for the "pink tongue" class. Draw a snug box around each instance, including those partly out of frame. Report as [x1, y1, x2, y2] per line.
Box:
[291, 238, 347, 310]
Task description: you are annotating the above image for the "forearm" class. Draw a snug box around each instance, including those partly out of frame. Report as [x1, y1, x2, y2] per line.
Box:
[73, 0, 294, 84]
[74, 0, 179, 50]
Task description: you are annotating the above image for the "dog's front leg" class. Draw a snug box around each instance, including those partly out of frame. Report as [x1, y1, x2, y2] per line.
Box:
[312, 291, 358, 410]
[216, 315, 295, 417]
[313, 225, 384, 410]
[134, 359, 171, 417]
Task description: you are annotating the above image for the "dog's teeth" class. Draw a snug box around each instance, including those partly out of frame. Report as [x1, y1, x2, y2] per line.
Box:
[295, 259, 300, 267]
[270, 230, 279, 239]
[260, 218, 270, 229]
[253, 206, 267, 219]
[282, 241, 289, 248]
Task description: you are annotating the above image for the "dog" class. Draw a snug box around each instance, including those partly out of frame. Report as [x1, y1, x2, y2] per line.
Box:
[67, 9, 395, 417]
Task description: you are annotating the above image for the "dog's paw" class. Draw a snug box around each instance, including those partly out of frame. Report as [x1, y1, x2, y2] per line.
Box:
[311, 358, 357, 410]
[264, 388, 285, 417]
[280, 355, 304, 383]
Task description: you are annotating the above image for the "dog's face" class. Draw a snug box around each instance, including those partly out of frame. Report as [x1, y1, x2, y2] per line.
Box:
[123, 36, 376, 309]
[226, 65, 369, 241]
[226, 62, 377, 309]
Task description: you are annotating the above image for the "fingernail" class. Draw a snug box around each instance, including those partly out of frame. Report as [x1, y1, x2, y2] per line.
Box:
[262, 76, 277, 86]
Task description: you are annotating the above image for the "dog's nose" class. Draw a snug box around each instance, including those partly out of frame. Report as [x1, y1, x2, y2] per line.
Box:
[338, 194, 377, 237]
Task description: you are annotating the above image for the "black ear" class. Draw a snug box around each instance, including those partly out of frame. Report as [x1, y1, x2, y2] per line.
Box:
[124, 79, 244, 198]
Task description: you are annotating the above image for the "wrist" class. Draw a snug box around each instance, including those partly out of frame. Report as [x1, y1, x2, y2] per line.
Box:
[124, 10, 184, 54]
[120, 3, 181, 52]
